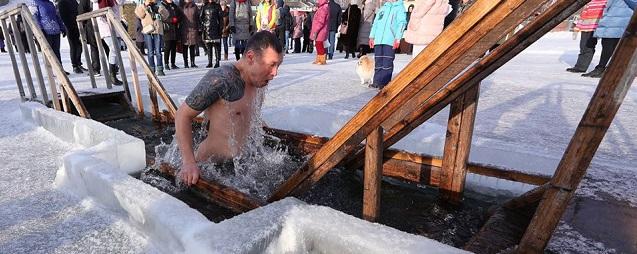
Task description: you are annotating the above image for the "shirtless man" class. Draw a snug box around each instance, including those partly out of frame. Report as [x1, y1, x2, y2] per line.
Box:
[176, 31, 283, 186]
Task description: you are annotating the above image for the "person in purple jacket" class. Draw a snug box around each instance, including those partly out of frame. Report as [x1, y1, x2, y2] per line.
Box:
[29, 0, 67, 66]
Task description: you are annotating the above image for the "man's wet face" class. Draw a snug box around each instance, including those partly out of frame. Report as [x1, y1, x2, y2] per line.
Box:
[252, 47, 282, 87]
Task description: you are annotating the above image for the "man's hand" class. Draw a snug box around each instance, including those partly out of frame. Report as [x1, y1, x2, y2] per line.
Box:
[178, 162, 200, 186]
[369, 38, 374, 48]
[393, 40, 400, 49]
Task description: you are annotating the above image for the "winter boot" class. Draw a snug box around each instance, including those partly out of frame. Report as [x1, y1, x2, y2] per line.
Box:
[0, 47, 6, 53]
[191, 59, 198, 68]
[206, 53, 213, 68]
[109, 64, 123, 85]
[171, 64, 179, 69]
[582, 67, 605, 78]
[317, 54, 327, 65]
[156, 65, 165, 76]
[312, 55, 319, 64]
[184, 61, 189, 68]
[224, 52, 228, 61]
[235, 52, 241, 61]
[214, 60, 220, 68]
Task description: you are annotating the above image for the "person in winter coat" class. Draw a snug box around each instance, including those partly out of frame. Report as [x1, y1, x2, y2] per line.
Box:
[29, 0, 67, 65]
[92, 0, 125, 84]
[221, 3, 230, 60]
[229, 0, 253, 60]
[624, 0, 636, 9]
[327, 0, 341, 59]
[303, 10, 313, 53]
[57, 0, 88, 74]
[311, 0, 329, 64]
[369, 0, 407, 89]
[565, 0, 607, 73]
[404, 0, 449, 59]
[136, 0, 170, 76]
[292, 11, 304, 53]
[340, 1, 361, 59]
[256, 0, 278, 32]
[180, 0, 200, 68]
[135, 18, 146, 55]
[161, 0, 183, 70]
[583, 0, 634, 78]
[78, 0, 101, 74]
[200, 0, 224, 68]
[276, 0, 293, 53]
[357, 0, 375, 57]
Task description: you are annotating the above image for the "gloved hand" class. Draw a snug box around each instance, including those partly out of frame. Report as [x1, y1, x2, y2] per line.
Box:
[393, 40, 399, 49]
[369, 38, 374, 48]
[230, 26, 236, 33]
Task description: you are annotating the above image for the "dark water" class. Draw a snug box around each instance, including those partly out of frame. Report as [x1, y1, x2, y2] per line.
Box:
[104, 117, 505, 248]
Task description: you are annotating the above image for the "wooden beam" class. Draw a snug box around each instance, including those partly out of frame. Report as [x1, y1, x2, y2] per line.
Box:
[440, 84, 479, 204]
[10, 14, 36, 99]
[0, 17, 26, 101]
[345, 0, 589, 179]
[106, 10, 178, 117]
[269, 0, 531, 202]
[128, 50, 144, 116]
[77, 21, 97, 88]
[518, 10, 637, 253]
[43, 58, 60, 111]
[20, 5, 90, 118]
[91, 17, 113, 89]
[264, 127, 551, 186]
[23, 21, 48, 104]
[363, 127, 383, 221]
[157, 163, 264, 213]
[109, 20, 131, 101]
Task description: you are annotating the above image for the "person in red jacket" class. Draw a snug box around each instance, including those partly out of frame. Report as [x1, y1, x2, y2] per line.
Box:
[310, 0, 329, 65]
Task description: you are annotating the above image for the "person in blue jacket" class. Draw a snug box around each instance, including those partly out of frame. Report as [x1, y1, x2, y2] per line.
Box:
[369, 0, 407, 89]
[583, 0, 635, 78]
[624, 0, 636, 9]
[29, 0, 67, 65]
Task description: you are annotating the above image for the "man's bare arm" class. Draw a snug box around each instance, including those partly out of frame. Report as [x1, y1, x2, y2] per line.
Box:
[175, 102, 203, 186]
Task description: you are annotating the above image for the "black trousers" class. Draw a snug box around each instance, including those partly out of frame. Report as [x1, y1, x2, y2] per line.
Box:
[44, 33, 61, 63]
[182, 44, 197, 65]
[444, 0, 461, 28]
[205, 42, 221, 65]
[164, 39, 178, 66]
[67, 32, 83, 68]
[358, 45, 371, 56]
[573, 31, 597, 71]
[293, 38, 301, 53]
[595, 37, 620, 70]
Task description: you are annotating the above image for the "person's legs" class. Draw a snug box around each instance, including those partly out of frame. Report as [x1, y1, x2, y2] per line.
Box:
[328, 31, 336, 59]
[569, 31, 596, 72]
[0, 39, 5, 52]
[189, 45, 198, 67]
[144, 34, 155, 68]
[294, 38, 301, 53]
[154, 35, 165, 75]
[163, 39, 171, 69]
[44, 34, 62, 64]
[68, 34, 82, 71]
[285, 30, 290, 52]
[170, 40, 178, 68]
[213, 41, 221, 68]
[373, 45, 394, 88]
[183, 43, 190, 68]
[206, 42, 214, 68]
[596, 37, 620, 69]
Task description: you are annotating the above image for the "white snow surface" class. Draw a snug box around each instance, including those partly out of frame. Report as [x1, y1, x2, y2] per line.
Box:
[1, 2, 637, 251]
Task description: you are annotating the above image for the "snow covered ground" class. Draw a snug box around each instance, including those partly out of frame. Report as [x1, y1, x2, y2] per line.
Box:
[1, 3, 636, 250]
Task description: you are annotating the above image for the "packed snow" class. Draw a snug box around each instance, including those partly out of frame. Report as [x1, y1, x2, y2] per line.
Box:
[1, 0, 637, 251]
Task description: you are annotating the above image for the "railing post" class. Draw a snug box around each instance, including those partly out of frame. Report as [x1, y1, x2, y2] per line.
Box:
[92, 17, 112, 89]
[0, 17, 25, 101]
[363, 126, 383, 221]
[109, 19, 130, 100]
[77, 21, 97, 88]
[9, 15, 36, 100]
[128, 50, 144, 116]
[44, 56, 61, 110]
[22, 17, 48, 104]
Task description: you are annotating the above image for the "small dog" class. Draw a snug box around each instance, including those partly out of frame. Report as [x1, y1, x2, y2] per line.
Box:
[356, 55, 374, 86]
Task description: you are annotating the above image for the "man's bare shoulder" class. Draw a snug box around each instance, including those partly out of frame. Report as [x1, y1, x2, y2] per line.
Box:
[184, 66, 246, 111]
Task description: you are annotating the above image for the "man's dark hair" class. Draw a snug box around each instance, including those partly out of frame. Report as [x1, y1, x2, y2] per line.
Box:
[245, 31, 283, 55]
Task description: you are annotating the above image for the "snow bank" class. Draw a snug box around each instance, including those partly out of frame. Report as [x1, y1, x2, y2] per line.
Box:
[19, 102, 466, 253]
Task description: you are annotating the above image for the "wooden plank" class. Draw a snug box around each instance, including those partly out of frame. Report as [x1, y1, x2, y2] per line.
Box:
[363, 127, 383, 221]
[106, 11, 178, 117]
[77, 21, 97, 88]
[345, 0, 589, 176]
[44, 58, 60, 111]
[269, 0, 538, 202]
[0, 18, 26, 101]
[91, 17, 112, 89]
[109, 20, 131, 100]
[264, 127, 550, 186]
[23, 21, 48, 104]
[518, 10, 637, 253]
[148, 84, 160, 120]
[10, 15, 36, 99]
[20, 5, 90, 118]
[518, 9, 637, 252]
[157, 163, 264, 213]
[76, 7, 109, 21]
[60, 84, 70, 113]
[128, 50, 144, 116]
[440, 84, 479, 204]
